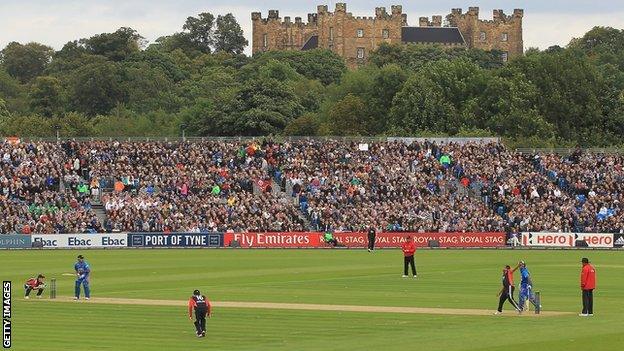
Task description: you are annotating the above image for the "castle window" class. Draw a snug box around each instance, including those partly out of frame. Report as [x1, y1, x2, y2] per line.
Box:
[480, 31, 486, 41]
[357, 29, 364, 38]
[502, 52, 509, 62]
[502, 33, 508, 42]
[382, 29, 389, 39]
[357, 47, 365, 59]
[263, 33, 268, 47]
[330, 27, 334, 41]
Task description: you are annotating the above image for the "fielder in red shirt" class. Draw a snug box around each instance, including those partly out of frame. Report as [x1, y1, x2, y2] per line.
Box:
[401, 236, 417, 278]
[24, 274, 46, 299]
[579, 257, 596, 317]
[188, 289, 212, 337]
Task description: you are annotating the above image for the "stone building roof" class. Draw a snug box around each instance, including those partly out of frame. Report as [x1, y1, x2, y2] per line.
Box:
[302, 35, 319, 50]
[401, 27, 465, 45]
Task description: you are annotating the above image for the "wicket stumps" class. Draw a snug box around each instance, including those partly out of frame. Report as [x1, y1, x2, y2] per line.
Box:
[534, 291, 541, 314]
[50, 278, 57, 299]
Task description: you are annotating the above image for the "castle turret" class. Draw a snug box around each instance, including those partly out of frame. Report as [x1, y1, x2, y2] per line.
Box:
[432, 15, 442, 27]
[375, 7, 388, 19]
[268, 10, 279, 19]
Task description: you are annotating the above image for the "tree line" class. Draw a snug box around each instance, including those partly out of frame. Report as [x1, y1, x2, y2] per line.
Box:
[0, 14, 623, 147]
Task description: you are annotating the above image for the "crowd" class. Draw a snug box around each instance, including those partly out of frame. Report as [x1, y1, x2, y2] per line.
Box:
[0, 138, 622, 234]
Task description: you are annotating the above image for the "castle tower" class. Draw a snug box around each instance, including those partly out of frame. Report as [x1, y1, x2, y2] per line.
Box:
[446, 7, 524, 60]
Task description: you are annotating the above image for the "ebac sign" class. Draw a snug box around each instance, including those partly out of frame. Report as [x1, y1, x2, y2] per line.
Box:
[31, 234, 127, 248]
[128, 233, 223, 247]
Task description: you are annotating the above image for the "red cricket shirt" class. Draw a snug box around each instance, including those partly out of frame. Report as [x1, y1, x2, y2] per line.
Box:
[401, 241, 416, 257]
[581, 264, 596, 290]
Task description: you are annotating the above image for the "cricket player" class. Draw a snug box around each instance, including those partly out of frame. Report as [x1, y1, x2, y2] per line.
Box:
[494, 265, 520, 315]
[24, 274, 46, 299]
[188, 289, 211, 337]
[514, 261, 540, 312]
[74, 254, 91, 300]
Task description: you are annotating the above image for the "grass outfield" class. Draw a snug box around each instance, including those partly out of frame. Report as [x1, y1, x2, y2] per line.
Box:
[1, 249, 623, 350]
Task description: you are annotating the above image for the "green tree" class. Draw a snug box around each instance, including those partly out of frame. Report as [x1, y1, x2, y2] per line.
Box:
[68, 61, 126, 116]
[122, 62, 178, 113]
[251, 50, 346, 85]
[0, 42, 53, 82]
[151, 34, 201, 58]
[232, 78, 304, 135]
[507, 49, 605, 145]
[389, 74, 457, 134]
[29, 76, 64, 117]
[79, 27, 144, 61]
[326, 94, 371, 136]
[0, 98, 10, 119]
[283, 113, 320, 136]
[214, 14, 248, 54]
[183, 13, 215, 53]
[0, 115, 52, 136]
[0, 69, 28, 114]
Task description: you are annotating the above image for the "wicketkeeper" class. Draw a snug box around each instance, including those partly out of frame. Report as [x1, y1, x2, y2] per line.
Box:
[74, 254, 91, 300]
[24, 274, 46, 299]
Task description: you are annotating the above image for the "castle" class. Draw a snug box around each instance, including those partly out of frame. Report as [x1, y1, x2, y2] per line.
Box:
[252, 4, 523, 68]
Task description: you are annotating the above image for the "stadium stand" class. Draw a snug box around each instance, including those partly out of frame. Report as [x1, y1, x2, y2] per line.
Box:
[1, 139, 622, 234]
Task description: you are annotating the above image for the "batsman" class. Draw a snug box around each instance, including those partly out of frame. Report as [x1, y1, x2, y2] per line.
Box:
[514, 260, 540, 312]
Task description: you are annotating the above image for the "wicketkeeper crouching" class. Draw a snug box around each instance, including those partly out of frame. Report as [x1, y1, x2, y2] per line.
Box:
[24, 274, 46, 299]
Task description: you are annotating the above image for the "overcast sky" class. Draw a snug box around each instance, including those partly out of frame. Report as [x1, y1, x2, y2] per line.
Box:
[1, 1, 623, 55]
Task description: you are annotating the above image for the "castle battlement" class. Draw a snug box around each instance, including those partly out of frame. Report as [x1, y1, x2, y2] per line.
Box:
[252, 4, 523, 68]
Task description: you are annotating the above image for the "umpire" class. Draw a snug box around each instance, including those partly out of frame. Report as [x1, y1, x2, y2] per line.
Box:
[188, 289, 212, 337]
[367, 226, 376, 252]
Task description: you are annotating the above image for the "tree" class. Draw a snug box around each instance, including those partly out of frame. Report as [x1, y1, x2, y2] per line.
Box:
[0, 115, 52, 136]
[0, 98, 9, 119]
[251, 50, 346, 85]
[232, 78, 304, 135]
[79, 27, 144, 61]
[183, 13, 215, 53]
[507, 49, 605, 145]
[29, 76, 64, 117]
[368, 64, 407, 132]
[122, 61, 179, 113]
[389, 74, 457, 134]
[283, 113, 320, 136]
[0, 42, 53, 82]
[326, 94, 371, 136]
[68, 61, 126, 116]
[151, 33, 201, 58]
[214, 14, 248, 54]
[0, 69, 28, 114]
[369, 43, 503, 71]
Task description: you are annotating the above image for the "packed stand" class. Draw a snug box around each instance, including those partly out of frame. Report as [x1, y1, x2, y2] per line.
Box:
[1, 138, 622, 234]
[0, 141, 101, 234]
